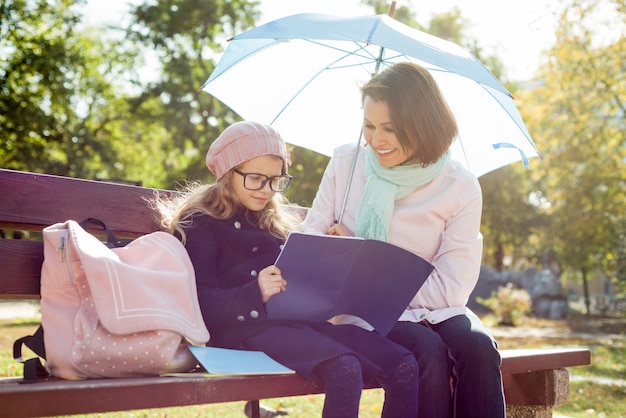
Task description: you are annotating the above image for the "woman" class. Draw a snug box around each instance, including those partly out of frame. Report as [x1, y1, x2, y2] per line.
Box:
[155, 120, 419, 418]
[300, 62, 506, 418]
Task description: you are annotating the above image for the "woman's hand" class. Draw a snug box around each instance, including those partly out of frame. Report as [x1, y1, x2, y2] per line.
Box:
[258, 265, 287, 303]
[327, 223, 347, 236]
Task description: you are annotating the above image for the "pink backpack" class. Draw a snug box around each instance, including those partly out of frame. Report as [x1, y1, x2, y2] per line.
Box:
[35, 219, 209, 380]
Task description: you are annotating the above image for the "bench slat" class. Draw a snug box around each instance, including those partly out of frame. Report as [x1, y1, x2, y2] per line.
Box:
[1, 374, 320, 418]
[0, 240, 43, 298]
[0, 169, 163, 237]
[499, 348, 590, 375]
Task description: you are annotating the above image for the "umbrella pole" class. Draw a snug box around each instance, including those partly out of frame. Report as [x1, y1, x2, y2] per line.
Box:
[337, 128, 363, 225]
[373, 1, 396, 74]
[337, 2, 396, 226]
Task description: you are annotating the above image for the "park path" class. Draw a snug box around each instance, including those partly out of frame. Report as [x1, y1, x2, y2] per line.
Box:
[0, 301, 41, 320]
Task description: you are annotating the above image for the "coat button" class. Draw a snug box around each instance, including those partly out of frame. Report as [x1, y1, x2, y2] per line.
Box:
[237, 315, 245, 322]
[279, 244, 285, 250]
[249, 310, 259, 319]
[234, 221, 241, 229]
[251, 247, 258, 252]
[250, 270, 258, 277]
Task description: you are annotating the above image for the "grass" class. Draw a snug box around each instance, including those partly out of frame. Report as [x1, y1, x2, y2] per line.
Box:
[1, 315, 624, 418]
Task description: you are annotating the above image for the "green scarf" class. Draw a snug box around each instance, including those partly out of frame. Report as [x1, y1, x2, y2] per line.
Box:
[355, 147, 451, 242]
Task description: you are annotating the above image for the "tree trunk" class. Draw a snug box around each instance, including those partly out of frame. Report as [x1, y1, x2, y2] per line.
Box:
[495, 242, 504, 272]
[581, 267, 590, 315]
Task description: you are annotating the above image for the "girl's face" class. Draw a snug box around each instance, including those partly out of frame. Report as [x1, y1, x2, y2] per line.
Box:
[230, 155, 283, 212]
[362, 96, 410, 168]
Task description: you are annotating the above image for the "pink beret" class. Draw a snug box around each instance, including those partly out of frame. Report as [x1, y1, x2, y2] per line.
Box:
[206, 121, 290, 180]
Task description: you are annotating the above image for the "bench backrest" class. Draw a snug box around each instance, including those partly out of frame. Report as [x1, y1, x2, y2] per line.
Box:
[0, 169, 172, 298]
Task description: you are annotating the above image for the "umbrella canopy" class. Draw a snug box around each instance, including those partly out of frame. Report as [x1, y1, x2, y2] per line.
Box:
[201, 13, 539, 177]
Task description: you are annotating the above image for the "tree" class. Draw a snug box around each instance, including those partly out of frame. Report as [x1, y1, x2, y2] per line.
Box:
[519, 0, 626, 307]
[480, 165, 547, 271]
[0, 0, 330, 204]
[110, 0, 261, 188]
[123, 0, 331, 201]
[0, 0, 133, 179]
[361, 0, 422, 27]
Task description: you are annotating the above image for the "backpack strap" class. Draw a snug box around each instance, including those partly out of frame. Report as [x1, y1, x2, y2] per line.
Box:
[79, 217, 133, 248]
[13, 325, 49, 383]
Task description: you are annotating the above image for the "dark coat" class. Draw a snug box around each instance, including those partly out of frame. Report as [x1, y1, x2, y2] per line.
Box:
[182, 211, 411, 381]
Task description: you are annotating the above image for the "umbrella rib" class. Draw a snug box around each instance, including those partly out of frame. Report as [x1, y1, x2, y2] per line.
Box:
[303, 39, 454, 75]
[269, 56, 346, 125]
[451, 131, 470, 172]
[303, 39, 380, 64]
[269, 42, 381, 125]
[479, 82, 540, 155]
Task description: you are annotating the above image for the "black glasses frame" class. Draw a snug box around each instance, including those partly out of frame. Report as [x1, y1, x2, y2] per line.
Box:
[233, 169, 293, 192]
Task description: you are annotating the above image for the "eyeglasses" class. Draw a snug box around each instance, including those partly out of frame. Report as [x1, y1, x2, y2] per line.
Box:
[233, 169, 293, 192]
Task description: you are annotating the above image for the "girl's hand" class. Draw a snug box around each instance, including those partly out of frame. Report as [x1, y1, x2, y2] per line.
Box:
[258, 265, 287, 303]
[328, 223, 347, 236]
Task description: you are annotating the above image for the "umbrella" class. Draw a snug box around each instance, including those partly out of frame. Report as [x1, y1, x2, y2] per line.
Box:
[201, 12, 540, 178]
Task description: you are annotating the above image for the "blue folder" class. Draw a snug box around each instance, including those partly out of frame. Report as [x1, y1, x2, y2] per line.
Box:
[188, 346, 294, 375]
[267, 232, 434, 336]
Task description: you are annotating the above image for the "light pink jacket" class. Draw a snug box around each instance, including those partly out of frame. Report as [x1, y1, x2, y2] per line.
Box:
[299, 143, 483, 326]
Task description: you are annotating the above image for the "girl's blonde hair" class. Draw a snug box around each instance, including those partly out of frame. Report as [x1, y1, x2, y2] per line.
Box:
[152, 169, 302, 243]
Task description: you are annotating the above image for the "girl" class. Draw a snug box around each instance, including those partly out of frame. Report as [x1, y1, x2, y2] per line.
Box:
[155, 120, 419, 418]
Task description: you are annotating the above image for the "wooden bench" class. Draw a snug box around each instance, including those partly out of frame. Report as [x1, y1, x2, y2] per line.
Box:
[0, 168, 591, 418]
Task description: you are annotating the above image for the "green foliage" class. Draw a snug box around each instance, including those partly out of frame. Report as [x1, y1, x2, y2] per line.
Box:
[479, 165, 548, 270]
[1, 1, 153, 182]
[361, 0, 423, 28]
[0, 0, 263, 189]
[518, 0, 626, 290]
[2, 0, 88, 174]
[477, 283, 532, 326]
[118, 0, 262, 187]
[284, 147, 330, 208]
[426, 7, 466, 45]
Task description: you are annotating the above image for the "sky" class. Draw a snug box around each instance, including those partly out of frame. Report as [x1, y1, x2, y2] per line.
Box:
[83, 0, 565, 81]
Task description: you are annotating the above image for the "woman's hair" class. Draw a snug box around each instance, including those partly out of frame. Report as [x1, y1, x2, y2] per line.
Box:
[152, 161, 302, 243]
[361, 62, 458, 166]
